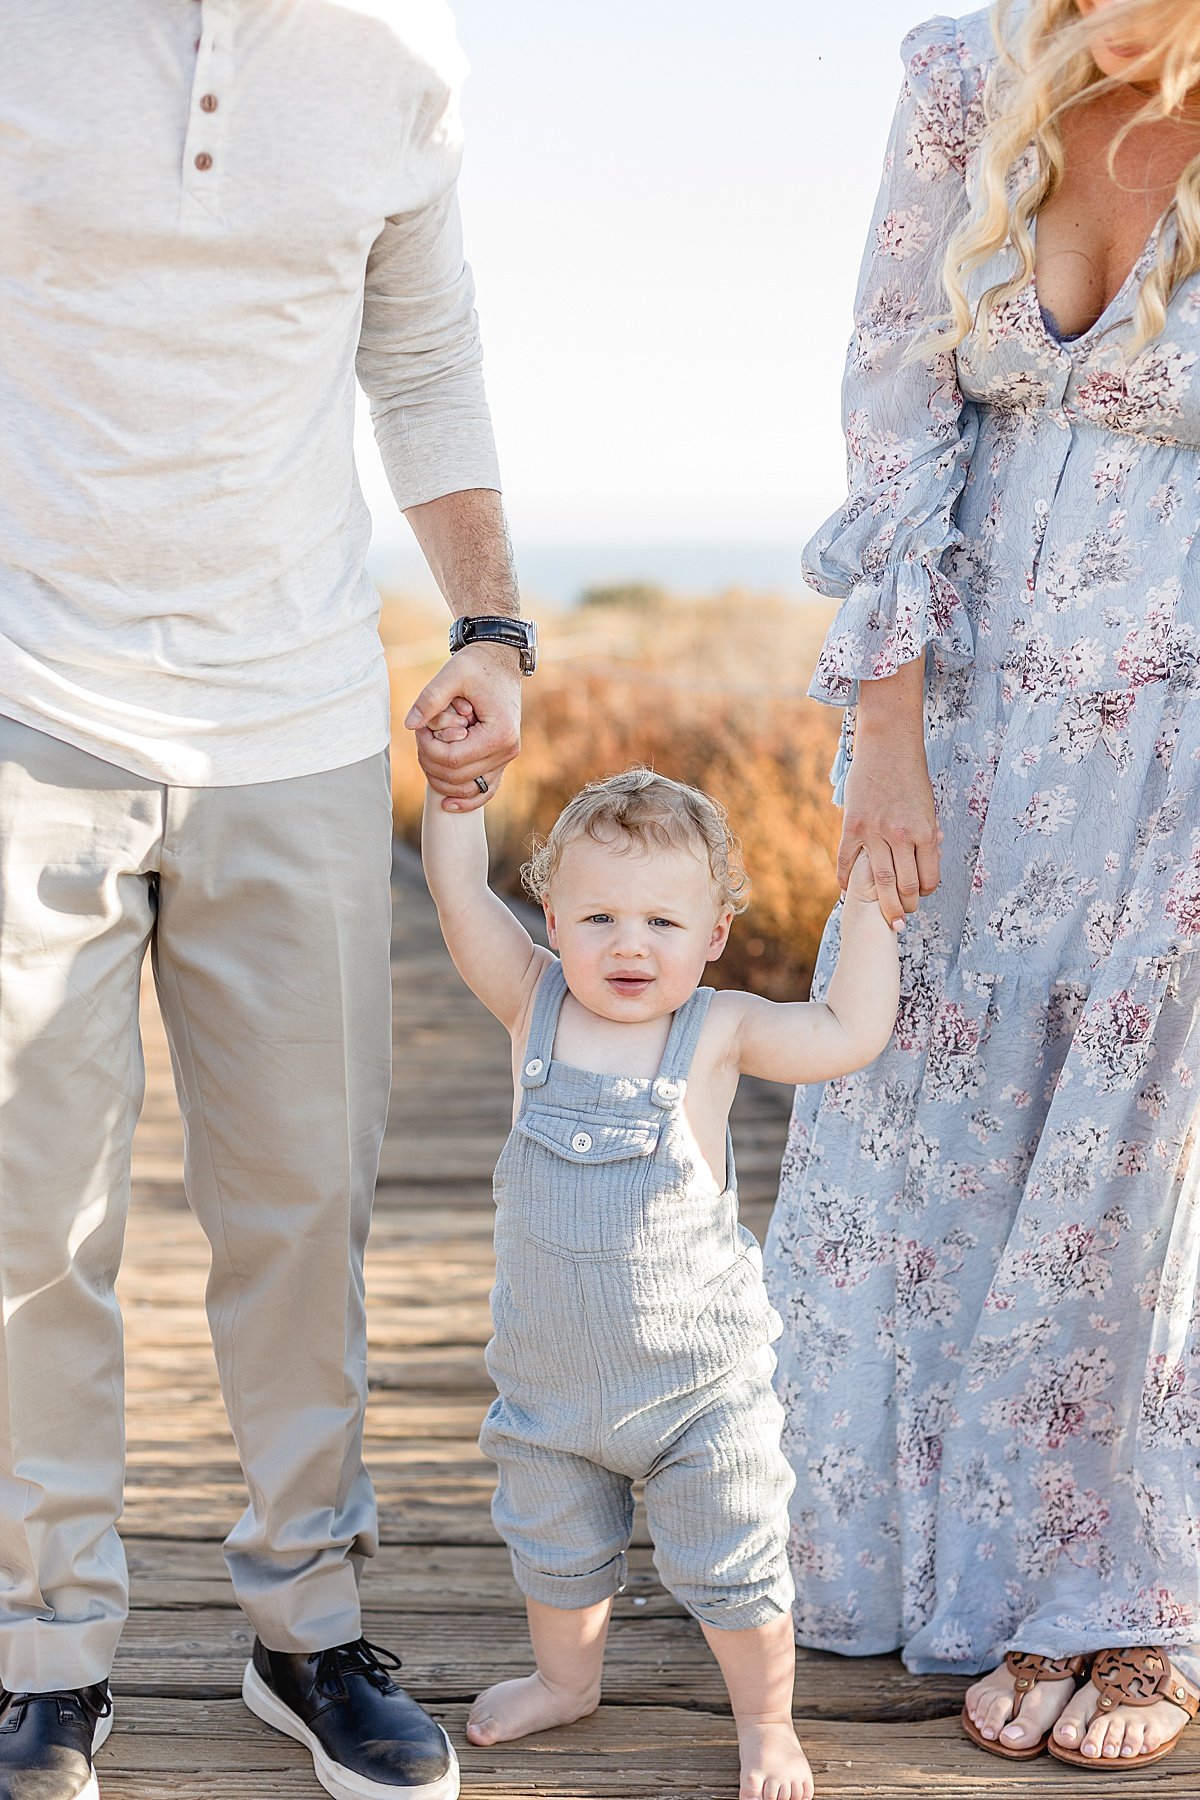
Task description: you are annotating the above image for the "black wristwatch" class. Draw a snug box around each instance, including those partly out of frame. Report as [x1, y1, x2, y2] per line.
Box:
[448, 614, 538, 675]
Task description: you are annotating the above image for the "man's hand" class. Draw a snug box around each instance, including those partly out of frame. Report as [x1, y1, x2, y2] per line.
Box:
[400, 491, 523, 809]
[405, 643, 521, 810]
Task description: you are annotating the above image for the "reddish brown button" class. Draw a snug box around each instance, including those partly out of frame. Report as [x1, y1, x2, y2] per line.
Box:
[199, 94, 218, 113]
[194, 152, 213, 171]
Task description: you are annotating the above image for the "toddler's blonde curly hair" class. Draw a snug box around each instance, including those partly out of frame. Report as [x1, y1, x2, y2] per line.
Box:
[521, 768, 750, 915]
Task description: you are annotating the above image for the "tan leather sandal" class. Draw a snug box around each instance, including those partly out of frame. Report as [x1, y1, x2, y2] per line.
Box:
[1047, 1645, 1199, 1769]
[961, 1651, 1090, 1759]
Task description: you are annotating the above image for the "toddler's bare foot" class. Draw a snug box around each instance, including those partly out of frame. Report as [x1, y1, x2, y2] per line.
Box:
[466, 1671, 600, 1746]
[738, 1720, 814, 1800]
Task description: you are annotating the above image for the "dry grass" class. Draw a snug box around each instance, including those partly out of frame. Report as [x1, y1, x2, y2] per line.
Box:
[384, 590, 842, 999]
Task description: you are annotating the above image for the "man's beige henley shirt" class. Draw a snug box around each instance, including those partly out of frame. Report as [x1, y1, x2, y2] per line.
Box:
[0, 0, 501, 786]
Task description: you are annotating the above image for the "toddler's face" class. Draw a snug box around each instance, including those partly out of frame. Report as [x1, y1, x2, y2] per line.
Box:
[543, 831, 733, 1024]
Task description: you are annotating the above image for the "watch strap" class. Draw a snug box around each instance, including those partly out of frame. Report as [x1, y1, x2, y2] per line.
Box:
[449, 614, 537, 673]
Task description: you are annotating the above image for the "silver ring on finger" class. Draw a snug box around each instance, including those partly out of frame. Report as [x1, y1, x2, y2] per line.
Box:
[474, 775, 489, 795]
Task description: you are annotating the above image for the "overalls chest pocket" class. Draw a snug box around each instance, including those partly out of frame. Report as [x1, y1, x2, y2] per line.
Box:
[516, 1107, 662, 1257]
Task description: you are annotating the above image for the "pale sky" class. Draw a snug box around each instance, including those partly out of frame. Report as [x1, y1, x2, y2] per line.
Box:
[357, 0, 976, 563]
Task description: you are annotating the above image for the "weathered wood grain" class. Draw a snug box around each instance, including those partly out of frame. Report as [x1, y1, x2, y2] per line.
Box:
[108, 1606, 971, 1723]
[123, 1539, 679, 1616]
[92, 1699, 1200, 1798]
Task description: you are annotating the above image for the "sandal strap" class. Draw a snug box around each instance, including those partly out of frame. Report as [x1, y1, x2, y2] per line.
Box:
[1089, 1647, 1200, 1721]
[1004, 1651, 1089, 1722]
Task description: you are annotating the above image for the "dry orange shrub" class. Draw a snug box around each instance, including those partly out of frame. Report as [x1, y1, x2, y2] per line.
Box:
[387, 592, 844, 998]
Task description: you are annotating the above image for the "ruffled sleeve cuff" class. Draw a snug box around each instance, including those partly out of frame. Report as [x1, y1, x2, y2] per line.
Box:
[804, 547, 975, 708]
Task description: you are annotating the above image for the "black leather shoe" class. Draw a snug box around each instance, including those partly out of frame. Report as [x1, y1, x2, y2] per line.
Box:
[242, 1638, 458, 1800]
[0, 1684, 112, 1800]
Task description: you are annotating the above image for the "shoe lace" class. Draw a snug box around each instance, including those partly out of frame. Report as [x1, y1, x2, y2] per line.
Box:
[1, 1685, 111, 1722]
[310, 1638, 403, 1701]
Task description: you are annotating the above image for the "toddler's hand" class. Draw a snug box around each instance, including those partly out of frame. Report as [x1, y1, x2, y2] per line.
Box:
[844, 850, 884, 912]
[426, 697, 476, 744]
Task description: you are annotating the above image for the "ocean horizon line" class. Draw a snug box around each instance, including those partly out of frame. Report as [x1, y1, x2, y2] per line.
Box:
[369, 536, 815, 607]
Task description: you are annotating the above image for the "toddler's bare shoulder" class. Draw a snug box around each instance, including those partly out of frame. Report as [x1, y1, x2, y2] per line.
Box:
[705, 987, 760, 1052]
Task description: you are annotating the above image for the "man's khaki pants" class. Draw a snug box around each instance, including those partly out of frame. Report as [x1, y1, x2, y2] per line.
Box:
[0, 715, 394, 1691]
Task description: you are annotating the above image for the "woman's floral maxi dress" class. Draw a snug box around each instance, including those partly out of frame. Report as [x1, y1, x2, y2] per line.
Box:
[764, 6, 1200, 1678]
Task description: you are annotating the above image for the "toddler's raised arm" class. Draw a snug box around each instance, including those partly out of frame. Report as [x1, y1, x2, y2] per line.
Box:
[731, 854, 900, 1085]
[421, 789, 549, 1032]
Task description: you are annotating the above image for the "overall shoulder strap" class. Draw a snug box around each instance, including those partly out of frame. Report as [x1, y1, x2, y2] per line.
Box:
[650, 986, 716, 1107]
[518, 957, 568, 1094]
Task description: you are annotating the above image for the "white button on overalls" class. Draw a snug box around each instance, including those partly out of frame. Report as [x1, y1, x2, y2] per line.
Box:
[571, 1131, 593, 1154]
[525, 1058, 544, 1077]
[655, 1079, 680, 1101]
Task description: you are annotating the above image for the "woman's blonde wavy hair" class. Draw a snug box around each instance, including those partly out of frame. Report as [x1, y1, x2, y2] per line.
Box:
[934, 0, 1200, 358]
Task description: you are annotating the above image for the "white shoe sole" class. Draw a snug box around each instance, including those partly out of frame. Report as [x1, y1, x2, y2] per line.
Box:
[242, 1663, 459, 1800]
[78, 1703, 114, 1800]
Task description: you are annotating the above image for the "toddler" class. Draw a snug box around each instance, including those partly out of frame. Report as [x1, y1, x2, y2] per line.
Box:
[421, 765, 900, 1800]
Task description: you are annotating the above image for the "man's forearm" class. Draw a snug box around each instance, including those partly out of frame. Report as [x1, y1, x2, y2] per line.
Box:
[404, 488, 520, 619]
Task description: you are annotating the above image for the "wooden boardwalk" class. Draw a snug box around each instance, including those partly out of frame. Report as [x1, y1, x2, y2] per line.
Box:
[107, 844, 1199, 1797]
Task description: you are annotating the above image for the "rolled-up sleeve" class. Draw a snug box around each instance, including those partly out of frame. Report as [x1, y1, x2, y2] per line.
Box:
[806, 17, 984, 717]
[356, 26, 501, 510]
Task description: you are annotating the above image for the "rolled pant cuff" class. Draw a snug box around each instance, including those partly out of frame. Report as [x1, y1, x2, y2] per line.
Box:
[231, 1556, 366, 1656]
[686, 1590, 793, 1632]
[248, 1611, 365, 1656]
[0, 1631, 117, 1695]
[510, 1548, 627, 1611]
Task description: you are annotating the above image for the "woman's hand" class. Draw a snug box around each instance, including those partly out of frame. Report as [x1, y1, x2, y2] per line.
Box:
[839, 745, 942, 931]
[838, 661, 941, 931]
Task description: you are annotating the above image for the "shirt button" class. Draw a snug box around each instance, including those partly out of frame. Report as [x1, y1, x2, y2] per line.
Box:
[571, 1131, 593, 1154]
[199, 94, 219, 113]
[524, 1058, 543, 1077]
[194, 152, 213, 171]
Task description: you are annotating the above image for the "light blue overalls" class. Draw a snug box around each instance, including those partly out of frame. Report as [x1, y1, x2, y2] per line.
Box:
[480, 958, 795, 1629]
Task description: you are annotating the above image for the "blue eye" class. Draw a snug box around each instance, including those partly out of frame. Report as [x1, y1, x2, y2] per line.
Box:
[650, 917, 678, 929]
[586, 913, 612, 925]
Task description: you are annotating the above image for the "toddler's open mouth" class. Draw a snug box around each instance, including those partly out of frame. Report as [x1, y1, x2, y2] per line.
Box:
[606, 973, 654, 996]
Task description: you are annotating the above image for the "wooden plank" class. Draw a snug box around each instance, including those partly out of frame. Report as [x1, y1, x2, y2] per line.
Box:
[122, 1395, 492, 1443]
[121, 1304, 493, 1351]
[106, 1608, 970, 1724]
[91, 1699, 1200, 1797]
[123, 1539, 683, 1616]
[118, 1465, 504, 1545]
[121, 1348, 496, 1399]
